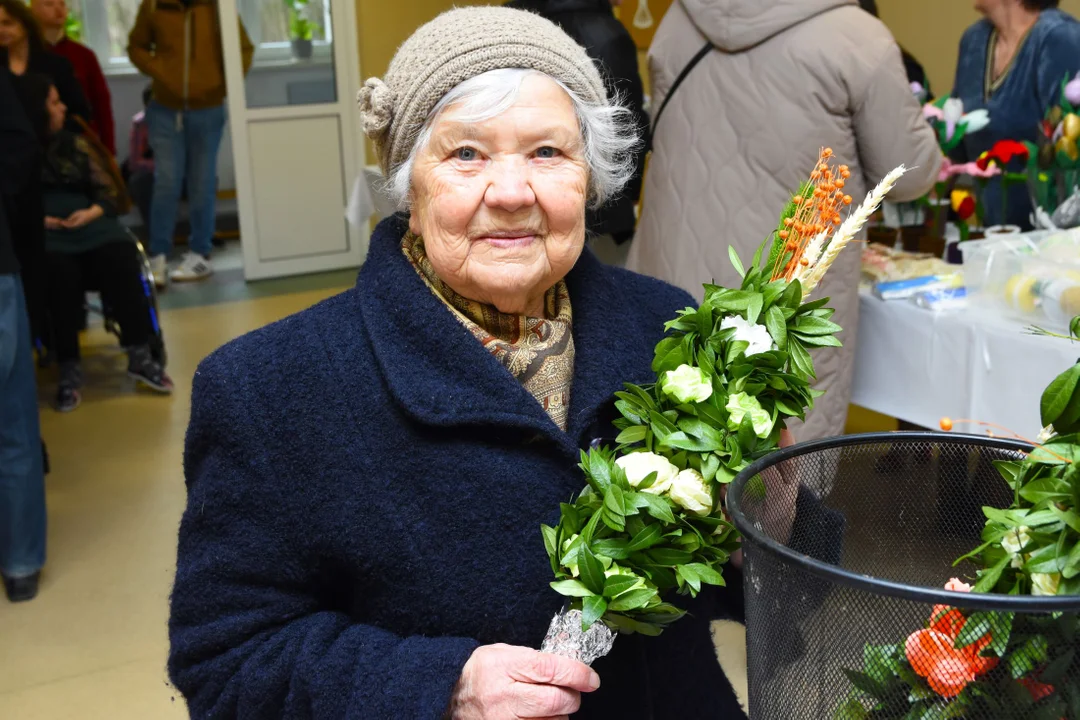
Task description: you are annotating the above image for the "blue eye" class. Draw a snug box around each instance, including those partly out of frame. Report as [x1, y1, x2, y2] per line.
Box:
[536, 147, 559, 159]
[454, 147, 478, 161]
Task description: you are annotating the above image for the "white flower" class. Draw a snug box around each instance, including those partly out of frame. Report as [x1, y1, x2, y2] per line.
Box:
[1001, 526, 1031, 569]
[943, 98, 964, 140]
[962, 108, 990, 134]
[1031, 572, 1061, 596]
[616, 452, 679, 495]
[661, 364, 713, 403]
[668, 469, 713, 516]
[720, 316, 775, 357]
[726, 392, 774, 438]
[1037, 425, 1057, 444]
[1001, 526, 1031, 556]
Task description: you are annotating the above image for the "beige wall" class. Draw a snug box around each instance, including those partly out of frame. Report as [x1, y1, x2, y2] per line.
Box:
[877, 0, 1080, 96]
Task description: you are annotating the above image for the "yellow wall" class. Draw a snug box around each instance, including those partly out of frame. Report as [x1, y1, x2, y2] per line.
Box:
[877, 0, 1080, 96]
[355, 0, 493, 80]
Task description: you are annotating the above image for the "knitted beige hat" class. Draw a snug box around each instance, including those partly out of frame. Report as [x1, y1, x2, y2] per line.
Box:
[357, 6, 607, 175]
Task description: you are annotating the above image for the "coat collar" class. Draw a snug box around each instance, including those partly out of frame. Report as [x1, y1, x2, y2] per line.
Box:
[355, 215, 656, 455]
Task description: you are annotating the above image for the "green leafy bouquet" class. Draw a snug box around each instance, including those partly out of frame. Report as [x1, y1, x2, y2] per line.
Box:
[837, 319, 1080, 719]
[539, 152, 909, 664]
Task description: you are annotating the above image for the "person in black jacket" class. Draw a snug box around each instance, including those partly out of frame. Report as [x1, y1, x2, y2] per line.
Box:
[0, 0, 90, 122]
[0, 51, 48, 603]
[1, 0, 89, 346]
[506, 0, 649, 246]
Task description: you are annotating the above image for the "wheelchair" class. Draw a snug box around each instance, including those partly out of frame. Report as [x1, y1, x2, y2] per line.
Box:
[34, 228, 167, 369]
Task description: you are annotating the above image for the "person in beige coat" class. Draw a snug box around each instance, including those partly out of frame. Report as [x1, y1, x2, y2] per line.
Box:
[629, 0, 941, 442]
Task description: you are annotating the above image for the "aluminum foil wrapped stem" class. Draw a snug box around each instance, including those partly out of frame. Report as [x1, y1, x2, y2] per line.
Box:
[540, 608, 616, 666]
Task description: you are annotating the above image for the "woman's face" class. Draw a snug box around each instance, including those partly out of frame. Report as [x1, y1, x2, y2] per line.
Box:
[408, 73, 589, 316]
[47, 85, 66, 134]
[0, 8, 28, 48]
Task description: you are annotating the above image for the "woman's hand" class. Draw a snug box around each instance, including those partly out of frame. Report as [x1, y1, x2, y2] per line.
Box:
[61, 205, 104, 229]
[447, 644, 600, 719]
[44, 216, 65, 230]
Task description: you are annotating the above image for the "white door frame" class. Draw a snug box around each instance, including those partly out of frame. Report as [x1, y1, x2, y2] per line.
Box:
[217, 0, 367, 281]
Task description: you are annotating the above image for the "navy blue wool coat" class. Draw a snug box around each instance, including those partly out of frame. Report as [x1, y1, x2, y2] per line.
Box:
[168, 214, 751, 719]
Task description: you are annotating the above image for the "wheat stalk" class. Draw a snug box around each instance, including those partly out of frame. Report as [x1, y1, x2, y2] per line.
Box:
[801, 165, 908, 296]
[791, 230, 829, 286]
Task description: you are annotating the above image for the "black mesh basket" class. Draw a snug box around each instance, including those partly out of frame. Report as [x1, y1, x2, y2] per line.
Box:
[727, 432, 1080, 720]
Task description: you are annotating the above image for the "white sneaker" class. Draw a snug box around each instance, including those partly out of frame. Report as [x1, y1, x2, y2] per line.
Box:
[150, 254, 168, 289]
[170, 252, 213, 282]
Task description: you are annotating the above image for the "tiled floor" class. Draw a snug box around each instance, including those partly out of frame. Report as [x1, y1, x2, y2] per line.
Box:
[1, 275, 352, 719]
[1, 246, 893, 717]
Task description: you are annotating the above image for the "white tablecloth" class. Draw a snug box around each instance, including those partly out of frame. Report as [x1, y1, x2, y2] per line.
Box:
[851, 291, 1077, 438]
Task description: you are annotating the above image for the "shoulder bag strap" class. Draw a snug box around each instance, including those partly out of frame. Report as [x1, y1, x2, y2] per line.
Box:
[647, 40, 715, 152]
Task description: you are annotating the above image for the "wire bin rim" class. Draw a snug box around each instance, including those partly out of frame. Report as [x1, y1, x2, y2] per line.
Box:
[726, 431, 1080, 612]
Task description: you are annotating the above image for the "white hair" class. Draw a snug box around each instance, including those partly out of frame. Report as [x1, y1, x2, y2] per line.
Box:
[386, 68, 639, 211]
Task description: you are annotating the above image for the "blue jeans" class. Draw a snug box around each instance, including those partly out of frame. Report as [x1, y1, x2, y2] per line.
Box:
[147, 102, 226, 258]
[0, 274, 46, 579]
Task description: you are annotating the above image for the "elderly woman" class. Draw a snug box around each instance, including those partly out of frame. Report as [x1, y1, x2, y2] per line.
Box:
[168, 7, 750, 718]
[953, 0, 1080, 228]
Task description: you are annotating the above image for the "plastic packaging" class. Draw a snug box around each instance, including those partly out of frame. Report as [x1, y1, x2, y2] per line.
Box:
[960, 229, 1080, 330]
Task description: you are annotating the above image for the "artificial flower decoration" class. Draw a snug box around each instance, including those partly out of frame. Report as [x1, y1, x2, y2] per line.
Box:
[976, 139, 1031, 170]
[950, 189, 976, 221]
[937, 157, 1001, 182]
[905, 602, 998, 698]
[925, 98, 990, 152]
[1066, 72, 1080, 106]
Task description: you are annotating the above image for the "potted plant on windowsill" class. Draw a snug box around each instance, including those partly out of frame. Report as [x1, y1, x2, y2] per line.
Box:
[285, 0, 320, 61]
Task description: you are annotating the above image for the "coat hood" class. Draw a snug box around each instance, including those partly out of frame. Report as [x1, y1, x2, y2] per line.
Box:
[680, 0, 856, 52]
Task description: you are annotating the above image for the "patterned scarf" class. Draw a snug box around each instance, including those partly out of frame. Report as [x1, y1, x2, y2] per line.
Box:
[402, 233, 575, 431]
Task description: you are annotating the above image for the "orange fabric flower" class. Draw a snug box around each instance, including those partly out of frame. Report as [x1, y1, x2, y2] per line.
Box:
[906, 605, 998, 698]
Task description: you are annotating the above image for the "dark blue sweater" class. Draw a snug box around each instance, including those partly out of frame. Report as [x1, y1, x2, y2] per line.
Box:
[953, 9, 1080, 228]
[168, 215, 750, 718]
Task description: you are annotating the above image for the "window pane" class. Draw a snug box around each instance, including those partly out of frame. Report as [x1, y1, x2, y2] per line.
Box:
[106, 0, 142, 60]
[66, 0, 84, 42]
[251, 0, 329, 45]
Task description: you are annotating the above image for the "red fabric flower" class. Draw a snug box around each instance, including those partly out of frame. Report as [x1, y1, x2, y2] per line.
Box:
[976, 139, 1031, 170]
[1020, 676, 1055, 702]
[905, 605, 998, 698]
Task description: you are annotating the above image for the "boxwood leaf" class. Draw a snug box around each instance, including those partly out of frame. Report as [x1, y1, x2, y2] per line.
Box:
[646, 548, 693, 566]
[593, 538, 631, 560]
[794, 315, 843, 336]
[582, 594, 607, 630]
[550, 579, 593, 597]
[1042, 364, 1080, 428]
[765, 305, 787, 351]
[608, 587, 658, 612]
[626, 523, 665, 553]
[579, 544, 607, 595]
[603, 574, 643, 598]
[616, 425, 648, 445]
[635, 493, 677, 524]
[728, 245, 745, 278]
[746, 293, 763, 325]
